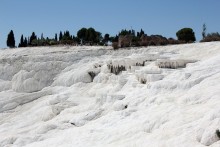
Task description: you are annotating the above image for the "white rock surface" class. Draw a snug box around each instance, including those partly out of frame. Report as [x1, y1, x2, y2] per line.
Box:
[0, 43, 220, 147]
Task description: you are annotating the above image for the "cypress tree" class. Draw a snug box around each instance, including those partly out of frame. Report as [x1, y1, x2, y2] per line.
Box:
[140, 29, 145, 37]
[202, 24, 206, 39]
[59, 31, 63, 41]
[65, 31, 70, 38]
[18, 34, 24, 47]
[24, 37, 28, 47]
[55, 33, 58, 41]
[7, 30, 15, 48]
[41, 33, 44, 40]
[103, 33, 110, 44]
[30, 32, 37, 45]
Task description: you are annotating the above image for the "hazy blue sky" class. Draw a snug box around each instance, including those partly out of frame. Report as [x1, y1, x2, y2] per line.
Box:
[0, 0, 219, 48]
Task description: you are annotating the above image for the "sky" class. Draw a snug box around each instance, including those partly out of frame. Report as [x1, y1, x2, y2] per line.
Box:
[0, 0, 220, 48]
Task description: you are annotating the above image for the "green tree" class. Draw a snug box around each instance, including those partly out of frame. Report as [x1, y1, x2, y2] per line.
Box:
[41, 33, 44, 40]
[31, 39, 38, 46]
[59, 31, 63, 41]
[18, 34, 24, 47]
[103, 33, 110, 45]
[30, 32, 37, 45]
[176, 28, 196, 43]
[202, 24, 206, 39]
[140, 29, 145, 37]
[87, 28, 96, 43]
[55, 33, 58, 41]
[24, 37, 28, 47]
[73, 37, 80, 44]
[7, 30, 15, 48]
[95, 31, 102, 44]
[77, 27, 103, 45]
[60, 30, 73, 44]
[64, 31, 70, 38]
[111, 35, 119, 42]
[77, 28, 87, 44]
[119, 29, 129, 36]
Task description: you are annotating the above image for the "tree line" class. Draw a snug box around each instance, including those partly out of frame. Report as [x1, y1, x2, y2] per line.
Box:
[6, 24, 220, 49]
[6, 27, 112, 48]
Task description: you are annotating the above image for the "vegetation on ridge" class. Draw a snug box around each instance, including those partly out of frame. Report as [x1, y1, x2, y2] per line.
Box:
[5, 24, 220, 49]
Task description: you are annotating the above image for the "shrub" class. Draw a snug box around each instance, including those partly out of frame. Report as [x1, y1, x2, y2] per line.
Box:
[148, 40, 156, 46]
[140, 41, 148, 46]
[49, 40, 58, 46]
[200, 32, 220, 42]
[31, 39, 38, 46]
[112, 42, 118, 50]
[121, 42, 130, 48]
[168, 38, 179, 44]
